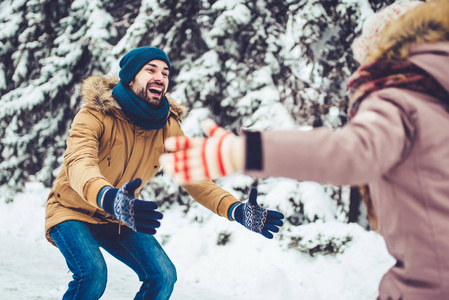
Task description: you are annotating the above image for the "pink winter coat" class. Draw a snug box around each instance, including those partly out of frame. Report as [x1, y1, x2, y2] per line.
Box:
[246, 42, 449, 299]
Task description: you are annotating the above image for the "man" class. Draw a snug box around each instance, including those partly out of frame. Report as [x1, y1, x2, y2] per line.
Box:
[45, 47, 284, 300]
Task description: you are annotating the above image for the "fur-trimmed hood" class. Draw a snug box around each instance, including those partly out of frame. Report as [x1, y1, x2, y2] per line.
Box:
[362, 0, 449, 94]
[80, 75, 188, 120]
[367, 0, 449, 64]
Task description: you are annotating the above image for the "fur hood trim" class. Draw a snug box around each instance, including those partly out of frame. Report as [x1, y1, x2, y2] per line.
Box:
[80, 75, 188, 120]
[367, 0, 449, 62]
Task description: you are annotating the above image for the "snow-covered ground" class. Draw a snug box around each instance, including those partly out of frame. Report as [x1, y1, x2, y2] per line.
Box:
[0, 181, 395, 299]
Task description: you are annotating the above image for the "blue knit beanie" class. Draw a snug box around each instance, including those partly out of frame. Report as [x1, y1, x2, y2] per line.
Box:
[118, 47, 171, 86]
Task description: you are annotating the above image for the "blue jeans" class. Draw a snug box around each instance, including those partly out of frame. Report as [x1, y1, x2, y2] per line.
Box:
[50, 220, 176, 300]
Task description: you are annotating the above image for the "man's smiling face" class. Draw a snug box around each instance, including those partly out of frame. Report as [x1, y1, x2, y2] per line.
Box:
[129, 60, 169, 109]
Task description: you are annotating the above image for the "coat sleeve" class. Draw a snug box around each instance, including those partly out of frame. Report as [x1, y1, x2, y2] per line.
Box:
[64, 107, 112, 207]
[165, 116, 241, 219]
[245, 90, 416, 186]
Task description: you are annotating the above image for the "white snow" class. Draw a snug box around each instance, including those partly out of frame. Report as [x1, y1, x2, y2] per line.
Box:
[209, 2, 251, 38]
[0, 181, 395, 299]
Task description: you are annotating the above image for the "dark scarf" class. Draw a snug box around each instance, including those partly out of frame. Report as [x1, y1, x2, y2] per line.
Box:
[348, 60, 449, 118]
[112, 81, 169, 130]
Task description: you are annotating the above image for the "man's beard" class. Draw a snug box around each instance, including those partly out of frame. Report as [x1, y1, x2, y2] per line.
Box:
[132, 82, 165, 109]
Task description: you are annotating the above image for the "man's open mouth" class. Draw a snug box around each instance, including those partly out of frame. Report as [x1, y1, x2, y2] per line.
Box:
[148, 86, 163, 96]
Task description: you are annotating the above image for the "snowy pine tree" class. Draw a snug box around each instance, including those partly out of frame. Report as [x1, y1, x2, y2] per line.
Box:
[0, 0, 394, 253]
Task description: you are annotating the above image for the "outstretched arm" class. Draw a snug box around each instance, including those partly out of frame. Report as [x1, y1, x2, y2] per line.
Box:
[162, 119, 284, 238]
[161, 95, 411, 186]
[160, 119, 245, 185]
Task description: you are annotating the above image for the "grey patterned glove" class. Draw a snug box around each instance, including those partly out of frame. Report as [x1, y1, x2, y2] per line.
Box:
[102, 178, 163, 234]
[233, 188, 284, 239]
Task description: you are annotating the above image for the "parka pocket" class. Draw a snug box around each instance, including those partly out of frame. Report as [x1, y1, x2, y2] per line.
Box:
[99, 139, 124, 168]
[108, 142, 124, 166]
[153, 145, 165, 167]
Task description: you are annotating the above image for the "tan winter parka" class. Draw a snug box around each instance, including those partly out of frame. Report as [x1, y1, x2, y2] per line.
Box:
[45, 75, 240, 245]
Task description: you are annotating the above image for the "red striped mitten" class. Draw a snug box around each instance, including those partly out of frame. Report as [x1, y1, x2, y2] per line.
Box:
[160, 119, 244, 184]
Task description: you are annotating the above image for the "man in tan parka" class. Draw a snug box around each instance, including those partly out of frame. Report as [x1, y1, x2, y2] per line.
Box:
[45, 47, 284, 300]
